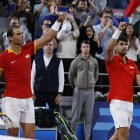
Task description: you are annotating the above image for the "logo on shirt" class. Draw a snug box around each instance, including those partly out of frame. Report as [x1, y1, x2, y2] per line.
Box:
[11, 60, 16, 64]
[130, 66, 134, 69]
[25, 54, 30, 59]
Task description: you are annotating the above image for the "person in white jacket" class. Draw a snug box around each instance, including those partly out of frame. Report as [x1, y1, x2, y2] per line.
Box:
[123, 23, 140, 63]
[57, 14, 80, 72]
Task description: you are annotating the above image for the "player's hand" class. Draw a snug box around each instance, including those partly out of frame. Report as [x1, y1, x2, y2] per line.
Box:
[118, 22, 127, 31]
[55, 94, 62, 104]
[32, 94, 36, 101]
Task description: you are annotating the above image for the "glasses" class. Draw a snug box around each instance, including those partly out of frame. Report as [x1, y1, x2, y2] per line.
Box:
[43, 23, 52, 27]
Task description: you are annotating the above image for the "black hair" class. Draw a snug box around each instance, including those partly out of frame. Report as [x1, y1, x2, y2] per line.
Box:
[85, 26, 95, 38]
[104, 7, 113, 15]
[80, 40, 90, 47]
[121, 23, 136, 39]
[117, 35, 128, 44]
[41, 19, 52, 27]
[7, 25, 20, 37]
[99, 9, 111, 17]
[68, 4, 77, 9]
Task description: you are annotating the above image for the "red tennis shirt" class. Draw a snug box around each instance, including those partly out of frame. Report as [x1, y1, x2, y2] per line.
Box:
[0, 42, 36, 98]
[105, 55, 139, 102]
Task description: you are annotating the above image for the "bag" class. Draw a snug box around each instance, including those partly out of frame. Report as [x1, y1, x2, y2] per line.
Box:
[35, 108, 78, 140]
[35, 108, 55, 128]
[54, 112, 78, 140]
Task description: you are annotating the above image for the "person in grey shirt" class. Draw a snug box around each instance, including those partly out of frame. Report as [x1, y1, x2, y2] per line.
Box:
[72, 0, 97, 26]
[93, 9, 116, 94]
[68, 40, 99, 140]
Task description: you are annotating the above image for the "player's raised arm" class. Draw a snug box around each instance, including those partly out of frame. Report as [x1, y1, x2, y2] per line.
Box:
[35, 13, 66, 50]
[106, 22, 127, 63]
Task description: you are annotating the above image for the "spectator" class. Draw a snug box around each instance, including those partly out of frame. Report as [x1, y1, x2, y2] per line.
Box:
[129, 6, 140, 38]
[0, 0, 16, 17]
[0, 14, 66, 138]
[19, 17, 32, 43]
[61, 0, 71, 6]
[39, 0, 68, 27]
[68, 4, 81, 27]
[57, 14, 80, 72]
[107, 0, 129, 9]
[35, 18, 53, 56]
[94, 0, 107, 12]
[68, 40, 99, 140]
[11, 0, 34, 38]
[113, 11, 129, 25]
[33, 0, 50, 38]
[91, 0, 107, 25]
[36, 18, 58, 61]
[77, 24, 102, 57]
[93, 9, 116, 94]
[95, 7, 120, 28]
[0, 0, 9, 17]
[29, 0, 35, 13]
[41, 1, 59, 26]
[25, 0, 31, 13]
[31, 39, 64, 109]
[122, 23, 140, 63]
[123, 23, 140, 94]
[42, 19, 52, 34]
[72, 0, 97, 26]
[49, 0, 62, 7]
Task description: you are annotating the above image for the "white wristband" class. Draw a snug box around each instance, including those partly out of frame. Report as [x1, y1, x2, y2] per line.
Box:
[112, 29, 122, 40]
[51, 21, 61, 32]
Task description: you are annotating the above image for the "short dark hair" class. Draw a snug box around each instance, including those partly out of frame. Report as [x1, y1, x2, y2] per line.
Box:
[117, 35, 128, 44]
[10, 16, 18, 21]
[80, 40, 90, 47]
[99, 9, 111, 17]
[68, 4, 77, 9]
[7, 25, 20, 37]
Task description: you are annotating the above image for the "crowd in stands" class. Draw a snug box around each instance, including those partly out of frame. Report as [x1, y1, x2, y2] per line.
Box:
[0, 0, 140, 97]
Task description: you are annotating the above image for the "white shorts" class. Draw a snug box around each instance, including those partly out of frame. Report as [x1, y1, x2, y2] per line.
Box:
[2, 97, 35, 129]
[110, 100, 133, 129]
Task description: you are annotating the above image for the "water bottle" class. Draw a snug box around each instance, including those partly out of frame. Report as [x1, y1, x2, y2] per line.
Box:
[45, 102, 49, 110]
